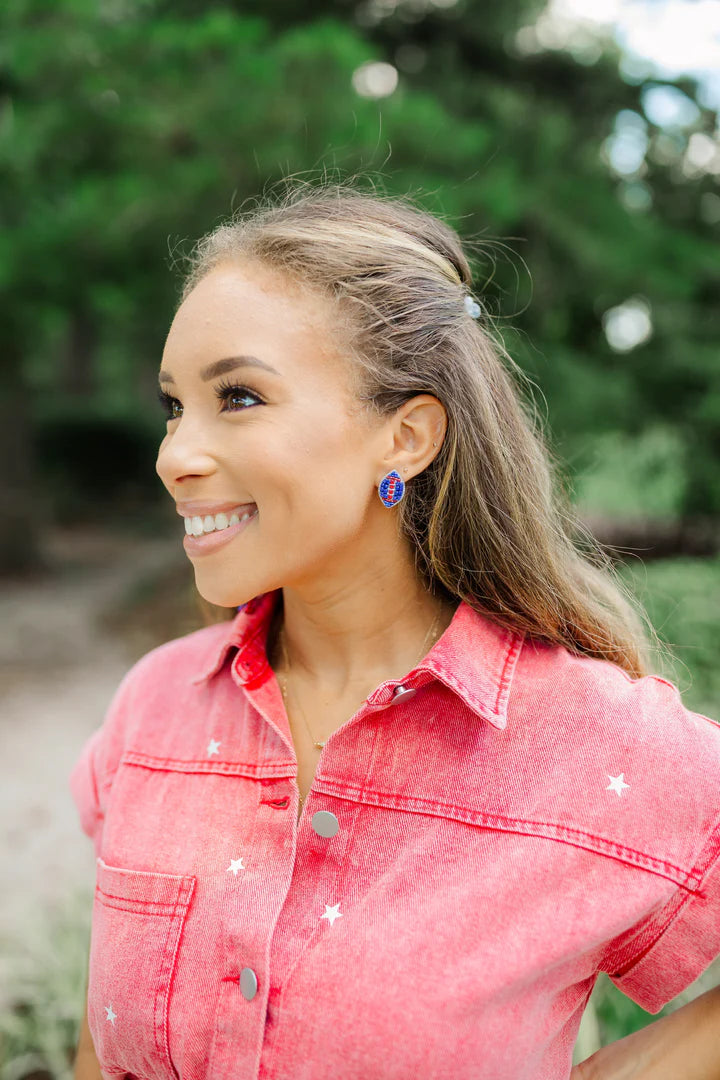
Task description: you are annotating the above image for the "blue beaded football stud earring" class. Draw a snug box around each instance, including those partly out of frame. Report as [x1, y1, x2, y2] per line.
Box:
[378, 469, 405, 508]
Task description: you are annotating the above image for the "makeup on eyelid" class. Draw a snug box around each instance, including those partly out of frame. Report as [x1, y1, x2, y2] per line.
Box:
[157, 379, 264, 420]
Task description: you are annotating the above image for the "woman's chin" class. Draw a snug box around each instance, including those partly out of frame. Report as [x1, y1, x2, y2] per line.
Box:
[194, 573, 273, 611]
[193, 579, 254, 611]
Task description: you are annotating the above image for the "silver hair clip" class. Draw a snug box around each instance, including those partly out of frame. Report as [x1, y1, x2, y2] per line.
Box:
[464, 294, 481, 319]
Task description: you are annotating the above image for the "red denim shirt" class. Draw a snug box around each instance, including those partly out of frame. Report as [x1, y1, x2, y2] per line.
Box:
[69, 589, 720, 1080]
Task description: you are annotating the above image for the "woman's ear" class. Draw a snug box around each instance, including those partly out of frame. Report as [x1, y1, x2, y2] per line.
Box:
[380, 394, 447, 481]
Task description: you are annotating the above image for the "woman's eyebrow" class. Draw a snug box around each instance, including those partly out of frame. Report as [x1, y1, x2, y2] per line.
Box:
[158, 355, 281, 385]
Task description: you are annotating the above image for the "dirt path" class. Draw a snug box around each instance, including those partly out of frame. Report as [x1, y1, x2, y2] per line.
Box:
[0, 524, 196, 1010]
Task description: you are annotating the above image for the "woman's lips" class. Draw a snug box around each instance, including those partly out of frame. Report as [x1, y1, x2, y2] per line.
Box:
[183, 508, 258, 555]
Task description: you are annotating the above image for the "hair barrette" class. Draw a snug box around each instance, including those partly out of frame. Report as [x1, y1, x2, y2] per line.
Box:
[464, 294, 481, 319]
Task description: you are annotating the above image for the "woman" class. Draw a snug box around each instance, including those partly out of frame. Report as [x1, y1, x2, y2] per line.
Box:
[71, 180, 720, 1080]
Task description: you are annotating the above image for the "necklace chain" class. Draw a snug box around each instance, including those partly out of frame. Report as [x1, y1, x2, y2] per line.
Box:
[277, 608, 444, 806]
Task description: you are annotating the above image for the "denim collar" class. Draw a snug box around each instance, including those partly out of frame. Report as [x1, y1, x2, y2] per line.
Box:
[190, 590, 525, 730]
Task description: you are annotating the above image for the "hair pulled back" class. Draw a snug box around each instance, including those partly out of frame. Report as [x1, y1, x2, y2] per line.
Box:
[179, 176, 666, 679]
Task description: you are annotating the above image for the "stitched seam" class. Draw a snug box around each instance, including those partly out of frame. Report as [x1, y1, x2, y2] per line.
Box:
[153, 883, 188, 1070]
[96, 881, 194, 912]
[314, 781, 700, 889]
[605, 895, 691, 977]
[494, 631, 524, 714]
[157, 876, 195, 1078]
[605, 819, 720, 974]
[317, 778, 687, 862]
[122, 752, 295, 777]
[95, 894, 181, 915]
[269, 731, 379, 1045]
[96, 888, 181, 907]
[97, 856, 196, 883]
[153, 891, 177, 1062]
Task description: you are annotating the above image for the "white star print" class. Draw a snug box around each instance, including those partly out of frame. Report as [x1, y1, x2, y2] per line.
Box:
[607, 773, 630, 796]
[207, 738, 221, 757]
[226, 857, 246, 875]
[321, 903, 343, 927]
[105, 1004, 117, 1025]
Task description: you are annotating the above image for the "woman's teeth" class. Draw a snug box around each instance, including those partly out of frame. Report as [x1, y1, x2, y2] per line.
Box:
[184, 508, 256, 537]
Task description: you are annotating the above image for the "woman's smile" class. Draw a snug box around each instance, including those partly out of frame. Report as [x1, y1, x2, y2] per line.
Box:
[182, 506, 259, 556]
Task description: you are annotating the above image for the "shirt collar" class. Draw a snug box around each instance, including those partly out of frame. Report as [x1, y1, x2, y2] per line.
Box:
[190, 590, 525, 730]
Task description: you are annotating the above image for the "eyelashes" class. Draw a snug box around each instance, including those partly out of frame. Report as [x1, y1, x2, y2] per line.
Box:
[156, 379, 265, 421]
[156, 388, 181, 420]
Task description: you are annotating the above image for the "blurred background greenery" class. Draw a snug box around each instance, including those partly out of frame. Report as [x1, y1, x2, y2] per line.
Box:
[1, 0, 719, 1075]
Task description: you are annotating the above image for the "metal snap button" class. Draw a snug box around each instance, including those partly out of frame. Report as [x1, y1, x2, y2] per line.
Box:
[239, 967, 258, 1000]
[391, 684, 417, 703]
[312, 810, 340, 838]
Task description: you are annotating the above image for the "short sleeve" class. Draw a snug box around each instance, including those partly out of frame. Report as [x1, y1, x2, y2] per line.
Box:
[68, 663, 139, 860]
[605, 812, 720, 1012]
[69, 725, 107, 858]
[599, 692, 720, 1013]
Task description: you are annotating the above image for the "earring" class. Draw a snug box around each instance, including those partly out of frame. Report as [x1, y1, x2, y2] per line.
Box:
[378, 469, 406, 508]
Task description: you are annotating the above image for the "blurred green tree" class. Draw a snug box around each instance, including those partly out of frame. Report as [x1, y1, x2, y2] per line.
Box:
[1, 0, 717, 573]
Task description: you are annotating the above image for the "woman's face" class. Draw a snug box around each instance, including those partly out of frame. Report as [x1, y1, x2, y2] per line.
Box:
[156, 260, 397, 608]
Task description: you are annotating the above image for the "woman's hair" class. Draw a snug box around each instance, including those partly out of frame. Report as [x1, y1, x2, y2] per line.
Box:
[179, 175, 670, 679]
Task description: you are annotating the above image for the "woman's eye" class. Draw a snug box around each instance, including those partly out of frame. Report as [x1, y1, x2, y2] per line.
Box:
[156, 389, 181, 420]
[155, 382, 263, 421]
[215, 381, 264, 411]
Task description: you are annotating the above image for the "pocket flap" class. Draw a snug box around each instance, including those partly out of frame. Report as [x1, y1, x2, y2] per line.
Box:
[95, 856, 195, 915]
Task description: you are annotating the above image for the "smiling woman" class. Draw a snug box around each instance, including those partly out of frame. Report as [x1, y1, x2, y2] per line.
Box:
[69, 177, 720, 1080]
[153, 251, 450, 620]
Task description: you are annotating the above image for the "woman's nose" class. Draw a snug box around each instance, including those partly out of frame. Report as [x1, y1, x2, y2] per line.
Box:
[156, 419, 217, 485]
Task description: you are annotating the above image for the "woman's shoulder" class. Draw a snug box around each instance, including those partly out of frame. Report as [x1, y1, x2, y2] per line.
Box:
[501, 638, 720, 918]
[509, 636, 720, 856]
[516, 632, 720, 748]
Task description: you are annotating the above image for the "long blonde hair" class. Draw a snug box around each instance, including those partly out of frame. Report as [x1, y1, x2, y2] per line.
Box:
[179, 175, 669, 679]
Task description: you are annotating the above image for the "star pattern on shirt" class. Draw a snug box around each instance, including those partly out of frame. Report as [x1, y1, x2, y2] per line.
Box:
[207, 738, 221, 757]
[606, 773, 630, 796]
[321, 902, 343, 927]
[227, 857, 246, 875]
[105, 1004, 117, 1025]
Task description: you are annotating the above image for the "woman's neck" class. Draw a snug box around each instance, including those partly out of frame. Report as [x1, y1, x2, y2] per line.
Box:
[267, 573, 458, 698]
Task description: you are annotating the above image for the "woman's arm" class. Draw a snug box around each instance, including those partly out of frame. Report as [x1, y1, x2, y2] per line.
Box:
[571, 984, 720, 1080]
[73, 990, 103, 1080]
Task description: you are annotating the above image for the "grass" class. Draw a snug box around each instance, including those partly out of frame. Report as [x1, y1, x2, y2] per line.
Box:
[0, 888, 93, 1080]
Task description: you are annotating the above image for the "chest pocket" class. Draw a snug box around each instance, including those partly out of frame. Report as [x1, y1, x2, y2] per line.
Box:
[88, 857, 196, 1080]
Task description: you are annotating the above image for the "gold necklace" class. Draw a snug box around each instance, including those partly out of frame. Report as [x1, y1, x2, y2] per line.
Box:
[276, 607, 444, 757]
